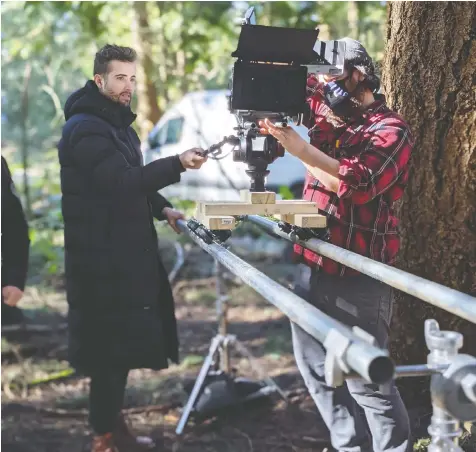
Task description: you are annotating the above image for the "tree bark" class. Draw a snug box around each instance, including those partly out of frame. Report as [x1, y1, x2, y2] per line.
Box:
[347, 1, 359, 39]
[132, 1, 162, 142]
[20, 62, 32, 218]
[382, 2, 476, 404]
[176, 1, 189, 96]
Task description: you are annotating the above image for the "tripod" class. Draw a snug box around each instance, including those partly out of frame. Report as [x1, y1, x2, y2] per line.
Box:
[175, 258, 287, 435]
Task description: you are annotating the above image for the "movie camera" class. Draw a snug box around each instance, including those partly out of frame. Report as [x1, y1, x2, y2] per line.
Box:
[203, 7, 346, 192]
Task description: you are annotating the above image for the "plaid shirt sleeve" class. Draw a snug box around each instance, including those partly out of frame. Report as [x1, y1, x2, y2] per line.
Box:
[337, 118, 413, 204]
[303, 75, 325, 129]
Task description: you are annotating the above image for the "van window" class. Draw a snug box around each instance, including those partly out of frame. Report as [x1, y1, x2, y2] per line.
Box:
[164, 117, 184, 145]
[148, 116, 184, 148]
[148, 124, 167, 148]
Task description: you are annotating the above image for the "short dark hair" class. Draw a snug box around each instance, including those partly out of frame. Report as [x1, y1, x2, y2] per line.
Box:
[93, 44, 137, 76]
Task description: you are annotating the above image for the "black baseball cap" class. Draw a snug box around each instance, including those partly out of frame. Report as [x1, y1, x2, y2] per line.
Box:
[338, 37, 380, 92]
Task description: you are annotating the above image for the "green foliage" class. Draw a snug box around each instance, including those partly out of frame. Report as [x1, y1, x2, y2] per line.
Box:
[168, 198, 197, 217]
[22, 161, 65, 282]
[28, 223, 64, 281]
[181, 354, 205, 368]
[2, 1, 387, 170]
[279, 185, 295, 200]
[2, 3, 89, 186]
[1, 1, 387, 283]
[413, 438, 430, 451]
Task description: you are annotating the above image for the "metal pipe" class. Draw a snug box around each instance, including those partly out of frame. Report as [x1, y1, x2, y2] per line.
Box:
[246, 215, 476, 324]
[345, 364, 450, 380]
[393, 364, 449, 378]
[177, 219, 394, 385]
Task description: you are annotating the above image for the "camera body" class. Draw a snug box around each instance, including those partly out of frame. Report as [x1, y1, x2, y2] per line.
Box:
[226, 7, 345, 192]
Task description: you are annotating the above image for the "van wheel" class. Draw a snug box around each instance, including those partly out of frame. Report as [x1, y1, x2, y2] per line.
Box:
[291, 183, 304, 199]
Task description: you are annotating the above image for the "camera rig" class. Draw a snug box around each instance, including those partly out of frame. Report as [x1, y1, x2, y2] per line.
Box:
[194, 8, 345, 235]
[205, 7, 346, 193]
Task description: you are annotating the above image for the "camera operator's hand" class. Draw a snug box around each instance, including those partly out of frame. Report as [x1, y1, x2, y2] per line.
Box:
[162, 207, 185, 234]
[259, 119, 307, 158]
[179, 148, 208, 169]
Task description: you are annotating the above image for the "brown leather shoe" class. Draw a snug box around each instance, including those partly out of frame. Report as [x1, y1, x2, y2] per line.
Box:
[91, 433, 118, 452]
[113, 413, 156, 451]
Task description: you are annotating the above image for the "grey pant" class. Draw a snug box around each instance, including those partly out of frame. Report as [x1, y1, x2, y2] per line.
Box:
[291, 270, 411, 452]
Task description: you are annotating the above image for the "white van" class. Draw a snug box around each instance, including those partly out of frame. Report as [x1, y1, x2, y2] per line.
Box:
[142, 90, 309, 201]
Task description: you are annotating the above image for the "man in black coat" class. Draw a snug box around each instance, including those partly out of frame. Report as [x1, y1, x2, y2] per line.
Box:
[1, 156, 30, 325]
[57, 44, 207, 452]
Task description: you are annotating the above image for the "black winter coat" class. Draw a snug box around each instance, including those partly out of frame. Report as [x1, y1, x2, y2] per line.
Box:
[1, 157, 30, 291]
[58, 80, 185, 374]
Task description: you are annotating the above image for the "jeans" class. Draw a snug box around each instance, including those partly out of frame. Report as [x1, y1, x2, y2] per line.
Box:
[89, 369, 129, 435]
[291, 270, 411, 452]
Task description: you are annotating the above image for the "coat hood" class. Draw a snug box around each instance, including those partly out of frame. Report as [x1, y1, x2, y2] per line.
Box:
[63, 80, 137, 128]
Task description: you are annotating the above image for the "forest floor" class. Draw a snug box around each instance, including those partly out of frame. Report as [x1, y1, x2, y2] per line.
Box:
[1, 233, 470, 452]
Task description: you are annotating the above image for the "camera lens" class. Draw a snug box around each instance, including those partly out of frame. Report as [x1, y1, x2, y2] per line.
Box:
[232, 136, 248, 162]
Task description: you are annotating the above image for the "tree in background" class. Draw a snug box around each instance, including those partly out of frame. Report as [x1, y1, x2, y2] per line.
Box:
[1, 1, 387, 169]
[0, 1, 386, 279]
[129, 1, 236, 140]
[382, 1, 476, 405]
[1, 1, 101, 214]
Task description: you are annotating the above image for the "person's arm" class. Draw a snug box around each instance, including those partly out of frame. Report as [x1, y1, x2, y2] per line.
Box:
[333, 120, 413, 204]
[1, 157, 30, 292]
[261, 118, 412, 204]
[66, 120, 195, 195]
[298, 76, 341, 192]
[302, 162, 340, 193]
[148, 191, 173, 221]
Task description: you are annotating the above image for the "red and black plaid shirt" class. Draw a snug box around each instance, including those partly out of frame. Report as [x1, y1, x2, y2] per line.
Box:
[294, 75, 414, 276]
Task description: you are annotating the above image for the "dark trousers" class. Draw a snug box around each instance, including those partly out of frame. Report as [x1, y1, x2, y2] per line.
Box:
[1, 300, 24, 325]
[292, 270, 411, 452]
[89, 369, 129, 435]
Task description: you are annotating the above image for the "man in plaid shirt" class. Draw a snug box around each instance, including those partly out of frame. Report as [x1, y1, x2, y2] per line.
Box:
[260, 38, 412, 452]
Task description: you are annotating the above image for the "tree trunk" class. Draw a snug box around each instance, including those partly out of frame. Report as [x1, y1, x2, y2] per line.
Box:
[132, 1, 162, 142]
[155, 3, 170, 109]
[20, 62, 32, 218]
[347, 1, 359, 39]
[382, 2, 476, 405]
[176, 1, 189, 96]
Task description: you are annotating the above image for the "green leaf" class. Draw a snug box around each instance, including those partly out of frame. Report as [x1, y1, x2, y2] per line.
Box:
[181, 355, 205, 368]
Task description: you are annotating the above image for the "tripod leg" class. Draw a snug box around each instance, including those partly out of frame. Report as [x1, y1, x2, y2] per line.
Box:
[175, 336, 223, 435]
[217, 296, 231, 372]
[233, 338, 288, 402]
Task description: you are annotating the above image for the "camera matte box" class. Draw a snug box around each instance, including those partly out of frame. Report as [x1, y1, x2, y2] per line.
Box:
[231, 25, 319, 64]
[230, 25, 319, 114]
[230, 61, 307, 114]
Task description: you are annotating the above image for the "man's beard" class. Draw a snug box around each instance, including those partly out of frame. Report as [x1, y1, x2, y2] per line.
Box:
[100, 86, 131, 106]
[325, 84, 365, 127]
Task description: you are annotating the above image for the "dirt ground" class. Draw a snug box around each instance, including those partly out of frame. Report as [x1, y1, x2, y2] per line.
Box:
[0, 238, 445, 452]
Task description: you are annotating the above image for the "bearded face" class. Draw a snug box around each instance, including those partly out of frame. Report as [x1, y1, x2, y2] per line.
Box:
[95, 60, 136, 106]
[323, 70, 368, 126]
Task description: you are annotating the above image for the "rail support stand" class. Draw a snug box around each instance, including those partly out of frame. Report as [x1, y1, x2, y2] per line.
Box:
[425, 319, 469, 452]
[175, 258, 286, 436]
